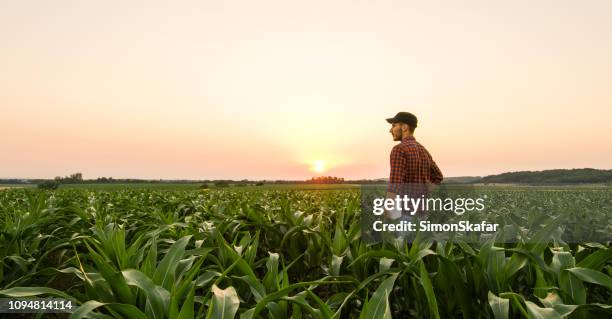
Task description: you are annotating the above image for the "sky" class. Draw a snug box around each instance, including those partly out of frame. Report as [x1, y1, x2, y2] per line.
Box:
[1, 0, 611, 180]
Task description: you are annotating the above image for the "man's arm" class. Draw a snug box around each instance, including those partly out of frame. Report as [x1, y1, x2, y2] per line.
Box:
[429, 159, 443, 185]
[386, 146, 406, 219]
[388, 145, 406, 193]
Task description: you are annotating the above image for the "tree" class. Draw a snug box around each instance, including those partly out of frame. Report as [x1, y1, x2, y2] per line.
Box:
[214, 181, 229, 187]
[68, 172, 83, 183]
[38, 180, 59, 190]
[306, 176, 345, 184]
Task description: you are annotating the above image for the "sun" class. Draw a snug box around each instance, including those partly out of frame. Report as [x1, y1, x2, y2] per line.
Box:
[311, 160, 326, 173]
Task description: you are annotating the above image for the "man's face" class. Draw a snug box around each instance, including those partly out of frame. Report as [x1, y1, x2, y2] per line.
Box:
[389, 123, 404, 141]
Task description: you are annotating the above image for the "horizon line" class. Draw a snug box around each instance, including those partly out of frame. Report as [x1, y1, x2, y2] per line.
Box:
[1, 167, 610, 182]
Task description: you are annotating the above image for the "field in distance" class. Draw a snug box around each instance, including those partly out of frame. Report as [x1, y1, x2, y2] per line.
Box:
[1, 183, 362, 191]
[3, 182, 611, 192]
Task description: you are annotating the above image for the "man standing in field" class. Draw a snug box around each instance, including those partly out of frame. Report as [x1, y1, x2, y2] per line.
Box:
[385, 112, 443, 219]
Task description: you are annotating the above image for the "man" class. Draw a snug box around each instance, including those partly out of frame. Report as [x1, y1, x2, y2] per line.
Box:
[385, 112, 443, 219]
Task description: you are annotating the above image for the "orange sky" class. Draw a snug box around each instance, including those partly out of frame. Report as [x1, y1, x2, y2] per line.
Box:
[1, 1, 611, 180]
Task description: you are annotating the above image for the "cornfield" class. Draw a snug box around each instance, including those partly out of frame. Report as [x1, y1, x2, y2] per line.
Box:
[0, 187, 610, 318]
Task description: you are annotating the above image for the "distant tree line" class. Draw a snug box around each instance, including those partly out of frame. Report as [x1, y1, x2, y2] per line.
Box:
[54, 172, 83, 184]
[6, 168, 611, 189]
[203, 180, 263, 188]
[480, 168, 612, 184]
[6, 176, 386, 186]
[306, 176, 345, 184]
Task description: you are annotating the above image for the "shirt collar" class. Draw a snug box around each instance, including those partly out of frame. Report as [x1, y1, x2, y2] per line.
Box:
[401, 136, 416, 142]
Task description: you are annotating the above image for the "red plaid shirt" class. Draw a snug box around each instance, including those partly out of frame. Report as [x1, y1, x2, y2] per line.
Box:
[388, 136, 443, 193]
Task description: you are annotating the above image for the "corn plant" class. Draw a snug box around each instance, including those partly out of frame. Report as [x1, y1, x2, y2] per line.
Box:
[0, 187, 610, 318]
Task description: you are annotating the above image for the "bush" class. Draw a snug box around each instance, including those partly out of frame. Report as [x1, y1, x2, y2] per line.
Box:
[37, 180, 59, 190]
[214, 181, 229, 188]
[199, 184, 209, 189]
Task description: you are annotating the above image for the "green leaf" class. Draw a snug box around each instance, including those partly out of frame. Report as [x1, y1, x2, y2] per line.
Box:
[360, 273, 398, 319]
[504, 254, 527, 278]
[332, 255, 345, 276]
[408, 249, 437, 266]
[245, 279, 351, 319]
[282, 291, 324, 318]
[70, 300, 148, 319]
[559, 270, 586, 305]
[173, 257, 205, 304]
[525, 300, 562, 319]
[142, 237, 158, 277]
[576, 248, 612, 270]
[347, 250, 402, 268]
[437, 256, 475, 318]
[538, 292, 578, 317]
[419, 261, 440, 319]
[499, 292, 529, 318]
[263, 252, 280, 293]
[196, 271, 222, 288]
[528, 215, 566, 255]
[533, 267, 548, 299]
[122, 269, 171, 319]
[153, 235, 192, 291]
[550, 251, 575, 275]
[177, 284, 195, 319]
[70, 300, 107, 319]
[505, 248, 553, 276]
[488, 292, 509, 319]
[0, 287, 73, 299]
[234, 275, 266, 302]
[214, 231, 258, 279]
[332, 219, 348, 256]
[86, 241, 135, 304]
[207, 284, 240, 319]
[305, 290, 333, 318]
[565, 267, 612, 290]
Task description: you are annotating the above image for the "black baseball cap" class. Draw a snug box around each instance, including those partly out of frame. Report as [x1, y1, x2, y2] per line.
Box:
[386, 112, 418, 128]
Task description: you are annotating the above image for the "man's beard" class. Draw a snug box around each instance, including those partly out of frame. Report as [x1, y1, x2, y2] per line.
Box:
[393, 133, 402, 141]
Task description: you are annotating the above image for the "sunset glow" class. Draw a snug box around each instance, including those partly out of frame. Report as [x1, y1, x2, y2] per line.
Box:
[1, 1, 611, 180]
[312, 160, 327, 174]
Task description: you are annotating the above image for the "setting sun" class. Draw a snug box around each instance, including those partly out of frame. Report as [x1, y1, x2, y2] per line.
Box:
[312, 160, 326, 173]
